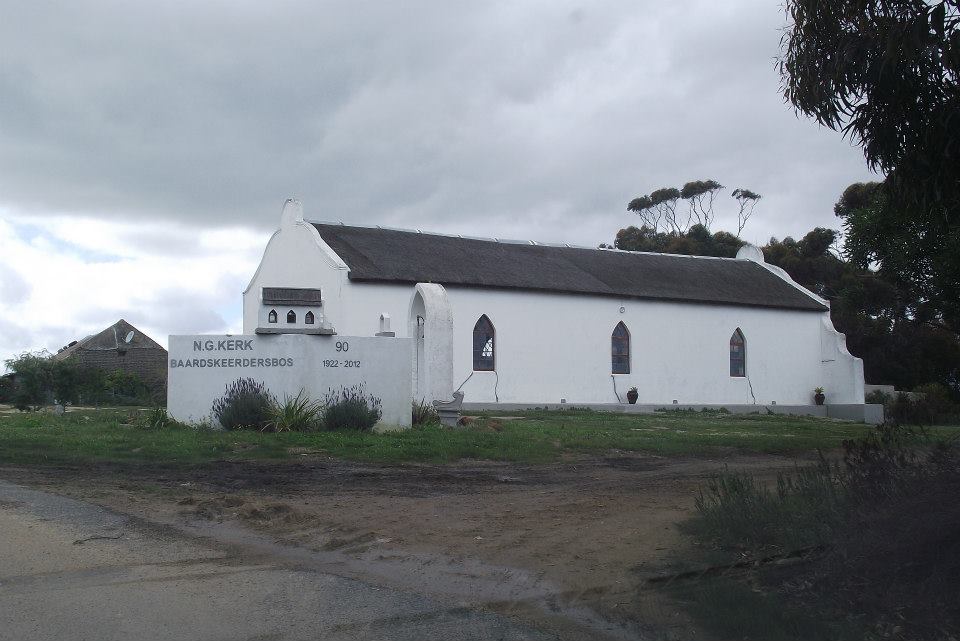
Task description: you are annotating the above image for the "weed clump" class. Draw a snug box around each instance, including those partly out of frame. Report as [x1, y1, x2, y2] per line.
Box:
[266, 391, 322, 432]
[412, 398, 439, 426]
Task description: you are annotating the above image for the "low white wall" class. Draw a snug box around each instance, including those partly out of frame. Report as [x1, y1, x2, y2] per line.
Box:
[167, 334, 412, 427]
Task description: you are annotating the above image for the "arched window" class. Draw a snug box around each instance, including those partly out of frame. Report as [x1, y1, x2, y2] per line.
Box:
[305, 311, 315, 324]
[287, 310, 297, 324]
[730, 328, 746, 377]
[473, 315, 495, 371]
[611, 322, 630, 374]
[268, 309, 278, 324]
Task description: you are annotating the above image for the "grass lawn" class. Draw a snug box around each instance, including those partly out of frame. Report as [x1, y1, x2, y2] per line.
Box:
[0, 406, 918, 467]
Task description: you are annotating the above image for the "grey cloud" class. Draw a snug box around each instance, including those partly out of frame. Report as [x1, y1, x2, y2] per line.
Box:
[0, 0, 873, 250]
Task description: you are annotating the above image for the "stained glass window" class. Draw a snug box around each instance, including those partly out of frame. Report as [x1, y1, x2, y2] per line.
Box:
[730, 328, 746, 377]
[473, 315, 495, 371]
[612, 322, 630, 374]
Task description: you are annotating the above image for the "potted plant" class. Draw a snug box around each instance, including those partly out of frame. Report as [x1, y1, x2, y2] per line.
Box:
[626, 387, 638, 404]
[814, 387, 825, 406]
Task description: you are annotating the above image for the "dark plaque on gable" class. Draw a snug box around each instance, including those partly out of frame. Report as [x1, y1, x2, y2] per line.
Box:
[262, 287, 322, 305]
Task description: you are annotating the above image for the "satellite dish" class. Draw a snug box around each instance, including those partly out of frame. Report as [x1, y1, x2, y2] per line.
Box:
[124, 331, 135, 343]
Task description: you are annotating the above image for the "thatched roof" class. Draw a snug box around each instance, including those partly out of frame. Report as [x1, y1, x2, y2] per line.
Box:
[312, 223, 826, 312]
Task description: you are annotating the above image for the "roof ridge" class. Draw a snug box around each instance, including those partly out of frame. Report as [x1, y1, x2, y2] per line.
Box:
[307, 220, 742, 262]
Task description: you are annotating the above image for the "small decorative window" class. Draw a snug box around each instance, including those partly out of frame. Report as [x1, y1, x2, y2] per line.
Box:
[730, 328, 746, 377]
[287, 310, 296, 324]
[611, 322, 630, 374]
[473, 315, 495, 371]
[305, 311, 315, 324]
[268, 309, 278, 324]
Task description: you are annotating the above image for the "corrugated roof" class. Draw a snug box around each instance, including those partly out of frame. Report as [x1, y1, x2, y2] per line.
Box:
[311, 224, 826, 312]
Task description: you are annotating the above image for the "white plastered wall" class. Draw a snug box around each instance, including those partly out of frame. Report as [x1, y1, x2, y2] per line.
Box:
[244, 207, 865, 405]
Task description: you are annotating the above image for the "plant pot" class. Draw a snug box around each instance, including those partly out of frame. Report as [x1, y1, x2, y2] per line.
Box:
[626, 390, 638, 405]
[814, 392, 825, 406]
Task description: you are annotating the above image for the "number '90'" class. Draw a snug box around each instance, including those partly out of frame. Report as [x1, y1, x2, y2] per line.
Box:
[336, 341, 349, 352]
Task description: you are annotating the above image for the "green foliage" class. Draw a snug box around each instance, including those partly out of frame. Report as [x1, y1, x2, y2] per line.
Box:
[2, 351, 159, 408]
[781, 0, 960, 366]
[0, 375, 13, 404]
[3, 351, 79, 410]
[320, 385, 382, 431]
[211, 378, 275, 431]
[648, 187, 680, 206]
[763, 223, 960, 397]
[680, 180, 723, 200]
[411, 398, 440, 426]
[266, 390, 322, 432]
[887, 384, 960, 426]
[615, 224, 744, 257]
[864, 389, 891, 405]
[780, 0, 960, 218]
[836, 181, 960, 341]
[687, 423, 960, 639]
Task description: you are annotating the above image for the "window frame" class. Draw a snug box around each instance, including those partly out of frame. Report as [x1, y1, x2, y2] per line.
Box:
[611, 321, 631, 374]
[472, 315, 496, 372]
[268, 309, 278, 324]
[304, 311, 315, 325]
[730, 328, 746, 377]
[286, 310, 297, 324]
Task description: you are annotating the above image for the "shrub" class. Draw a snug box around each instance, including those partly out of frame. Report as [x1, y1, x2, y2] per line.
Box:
[412, 398, 439, 426]
[266, 390, 322, 432]
[211, 378, 275, 431]
[321, 384, 381, 431]
[689, 423, 960, 638]
[864, 389, 892, 405]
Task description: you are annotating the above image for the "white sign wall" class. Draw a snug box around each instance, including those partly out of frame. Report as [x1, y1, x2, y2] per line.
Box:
[167, 334, 413, 427]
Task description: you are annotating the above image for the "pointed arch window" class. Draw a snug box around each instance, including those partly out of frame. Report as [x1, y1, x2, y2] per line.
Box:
[287, 310, 297, 324]
[473, 315, 495, 371]
[305, 311, 315, 325]
[611, 322, 630, 374]
[268, 309, 278, 324]
[730, 328, 746, 377]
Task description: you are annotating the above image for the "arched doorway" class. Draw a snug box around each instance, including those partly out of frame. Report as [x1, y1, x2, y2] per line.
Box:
[407, 283, 454, 403]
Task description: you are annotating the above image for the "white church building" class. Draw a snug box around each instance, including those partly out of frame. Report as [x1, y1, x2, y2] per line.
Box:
[242, 200, 865, 408]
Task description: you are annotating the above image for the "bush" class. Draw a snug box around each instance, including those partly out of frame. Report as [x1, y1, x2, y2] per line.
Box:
[412, 398, 439, 426]
[864, 389, 892, 405]
[266, 390, 322, 432]
[689, 423, 960, 638]
[887, 385, 960, 425]
[211, 378, 275, 431]
[321, 385, 381, 431]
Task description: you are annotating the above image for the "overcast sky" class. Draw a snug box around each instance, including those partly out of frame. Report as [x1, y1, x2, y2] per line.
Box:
[0, 0, 875, 365]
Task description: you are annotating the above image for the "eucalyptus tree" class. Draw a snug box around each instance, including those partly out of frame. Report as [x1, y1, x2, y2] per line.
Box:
[780, 0, 960, 334]
[627, 187, 681, 233]
[731, 188, 762, 235]
[680, 180, 724, 230]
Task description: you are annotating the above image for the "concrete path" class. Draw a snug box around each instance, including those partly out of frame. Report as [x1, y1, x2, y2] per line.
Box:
[0, 480, 554, 641]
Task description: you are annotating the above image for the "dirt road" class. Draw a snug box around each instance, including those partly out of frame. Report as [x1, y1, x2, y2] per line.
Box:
[1, 452, 809, 639]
